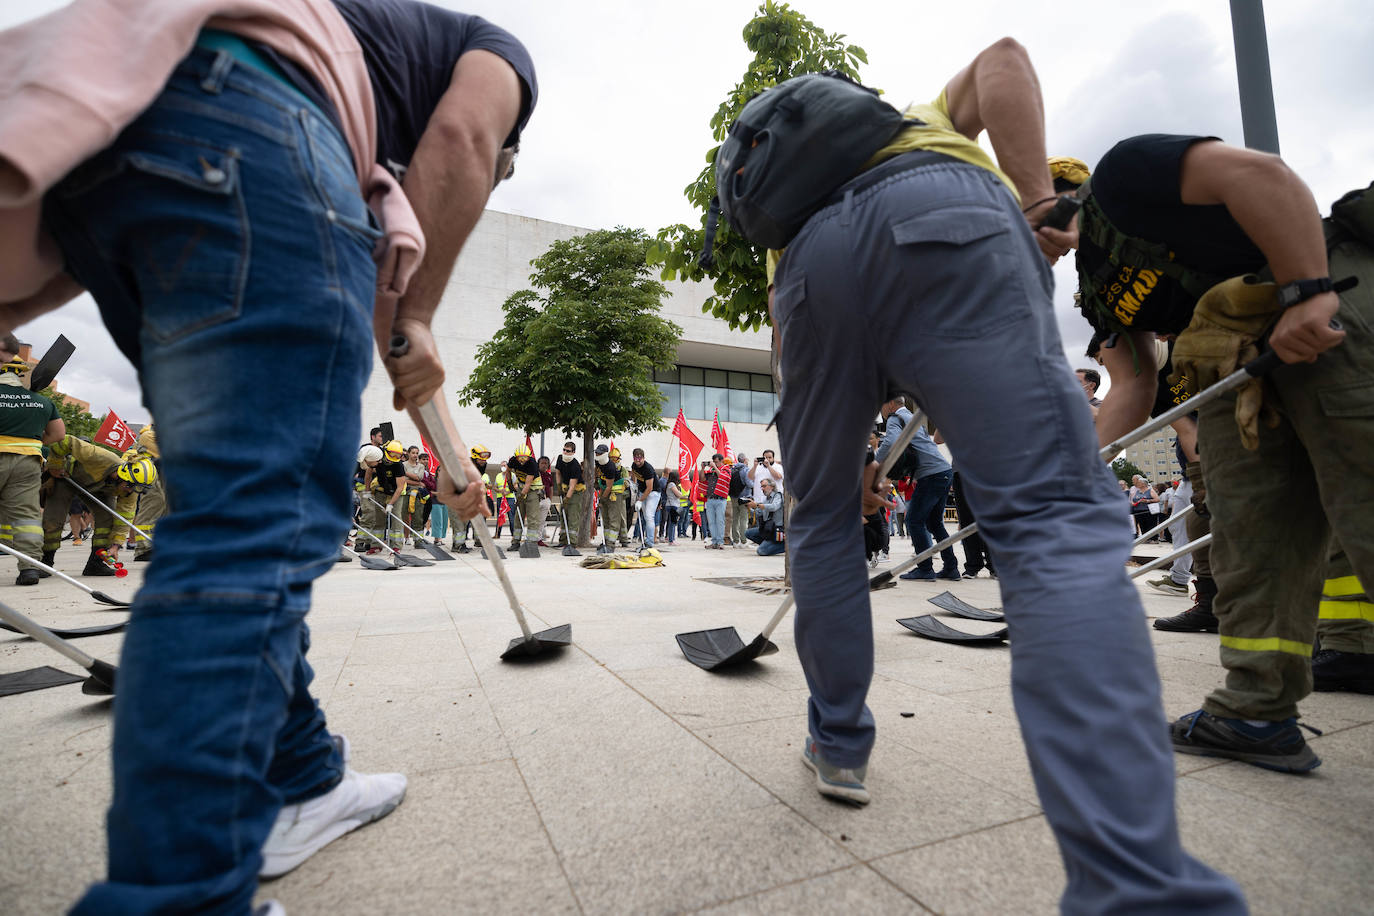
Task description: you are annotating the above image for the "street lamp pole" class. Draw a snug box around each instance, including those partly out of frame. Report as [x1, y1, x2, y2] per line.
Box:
[1229, 0, 1280, 154]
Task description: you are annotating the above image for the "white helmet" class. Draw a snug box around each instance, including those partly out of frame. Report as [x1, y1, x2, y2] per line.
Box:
[358, 445, 383, 464]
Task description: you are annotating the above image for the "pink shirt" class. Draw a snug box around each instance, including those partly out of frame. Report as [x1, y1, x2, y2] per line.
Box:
[0, 0, 422, 324]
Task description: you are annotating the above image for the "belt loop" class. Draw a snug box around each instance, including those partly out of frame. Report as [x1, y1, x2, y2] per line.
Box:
[840, 189, 853, 227]
[201, 50, 234, 94]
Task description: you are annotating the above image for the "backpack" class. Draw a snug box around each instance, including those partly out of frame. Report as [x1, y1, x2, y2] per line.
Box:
[700, 71, 915, 261]
[883, 412, 924, 482]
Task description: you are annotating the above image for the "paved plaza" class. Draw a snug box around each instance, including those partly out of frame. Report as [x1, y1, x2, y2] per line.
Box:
[2, 538, 1371, 914]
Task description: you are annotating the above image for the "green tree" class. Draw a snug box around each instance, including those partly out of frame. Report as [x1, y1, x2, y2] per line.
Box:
[646, 1, 869, 332]
[459, 228, 682, 545]
[1110, 456, 1145, 484]
[43, 388, 100, 440]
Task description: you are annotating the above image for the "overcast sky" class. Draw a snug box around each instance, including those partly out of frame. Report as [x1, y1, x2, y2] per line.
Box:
[6, 0, 1370, 421]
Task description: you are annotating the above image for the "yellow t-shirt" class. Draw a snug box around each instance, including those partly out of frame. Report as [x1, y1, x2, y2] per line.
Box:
[766, 89, 1015, 287]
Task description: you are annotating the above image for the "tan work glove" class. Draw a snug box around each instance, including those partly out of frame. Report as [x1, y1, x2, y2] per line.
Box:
[1169, 275, 1282, 450]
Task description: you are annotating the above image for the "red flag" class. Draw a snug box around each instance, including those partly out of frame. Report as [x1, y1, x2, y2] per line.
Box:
[419, 433, 440, 475]
[496, 497, 509, 528]
[94, 410, 136, 452]
[709, 408, 733, 461]
[671, 410, 704, 480]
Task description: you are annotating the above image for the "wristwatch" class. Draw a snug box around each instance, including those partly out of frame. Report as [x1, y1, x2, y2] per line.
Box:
[1277, 277, 1333, 309]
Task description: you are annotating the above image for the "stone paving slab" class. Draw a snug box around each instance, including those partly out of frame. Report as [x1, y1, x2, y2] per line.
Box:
[0, 539, 1370, 914]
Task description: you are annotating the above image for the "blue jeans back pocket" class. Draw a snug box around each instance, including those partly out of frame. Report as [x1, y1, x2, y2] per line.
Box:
[60, 132, 249, 346]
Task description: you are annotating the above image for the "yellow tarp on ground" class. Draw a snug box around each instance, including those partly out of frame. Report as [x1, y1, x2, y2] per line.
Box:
[579, 549, 663, 569]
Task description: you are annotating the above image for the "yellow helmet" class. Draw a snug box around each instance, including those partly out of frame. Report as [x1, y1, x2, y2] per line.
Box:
[117, 456, 158, 488]
[1048, 156, 1090, 190]
[0, 356, 28, 375]
[513, 443, 532, 458]
[471, 443, 490, 460]
[383, 439, 404, 461]
[608, 447, 621, 460]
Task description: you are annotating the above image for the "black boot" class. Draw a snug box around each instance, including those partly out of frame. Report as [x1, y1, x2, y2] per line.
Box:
[82, 547, 117, 577]
[136, 550, 154, 562]
[1154, 576, 1220, 633]
[38, 550, 54, 578]
[16, 568, 40, 586]
[1312, 649, 1374, 694]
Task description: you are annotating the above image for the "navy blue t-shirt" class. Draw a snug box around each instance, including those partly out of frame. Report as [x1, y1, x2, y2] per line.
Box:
[332, 0, 538, 180]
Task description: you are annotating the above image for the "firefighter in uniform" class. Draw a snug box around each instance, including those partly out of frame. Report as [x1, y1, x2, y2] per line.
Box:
[128, 423, 165, 562]
[366, 440, 406, 553]
[553, 440, 586, 547]
[353, 444, 382, 548]
[594, 445, 630, 547]
[452, 444, 492, 552]
[44, 435, 156, 576]
[505, 443, 544, 548]
[0, 357, 64, 584]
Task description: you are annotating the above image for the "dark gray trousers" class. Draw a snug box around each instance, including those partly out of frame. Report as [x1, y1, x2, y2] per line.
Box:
[774, 156, 1241, 914]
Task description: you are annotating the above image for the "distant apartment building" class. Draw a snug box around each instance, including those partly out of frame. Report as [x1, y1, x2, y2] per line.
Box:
[1122, 430, 1179, 484]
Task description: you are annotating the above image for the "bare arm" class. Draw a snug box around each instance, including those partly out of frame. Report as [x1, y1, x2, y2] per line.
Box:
[944, 38, 1062, 261]
[380, 50, 523, 409]
[1178, 141, 1344, 363]
[42, 417, 65, 444]
[1094, 331, 1158, 450]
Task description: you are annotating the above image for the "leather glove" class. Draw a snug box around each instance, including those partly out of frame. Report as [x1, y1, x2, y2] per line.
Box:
[1169, 275, 1282, 450]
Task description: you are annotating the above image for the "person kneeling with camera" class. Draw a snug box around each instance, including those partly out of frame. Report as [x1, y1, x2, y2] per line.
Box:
[744, 477, 785, 556]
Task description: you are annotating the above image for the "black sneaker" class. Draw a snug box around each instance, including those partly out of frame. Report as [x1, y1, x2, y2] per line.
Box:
[1170, 710, 1321, 773]
[135, 550, 154, 563]
[1312, 649, 1374, 694]
[15, 568, 40, 586]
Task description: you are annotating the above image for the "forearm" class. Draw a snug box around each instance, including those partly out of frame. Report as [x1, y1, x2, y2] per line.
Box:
[1095, 331, 1157, 449]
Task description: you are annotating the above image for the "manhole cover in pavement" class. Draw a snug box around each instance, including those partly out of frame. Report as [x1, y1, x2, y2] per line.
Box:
[696, 576, 790, 595]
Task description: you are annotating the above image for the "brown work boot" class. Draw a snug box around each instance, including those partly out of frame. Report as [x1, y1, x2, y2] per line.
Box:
[1154, 576, 1219, 633]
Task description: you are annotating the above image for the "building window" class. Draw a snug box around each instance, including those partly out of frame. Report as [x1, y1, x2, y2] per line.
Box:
[655, 365, 778, 425]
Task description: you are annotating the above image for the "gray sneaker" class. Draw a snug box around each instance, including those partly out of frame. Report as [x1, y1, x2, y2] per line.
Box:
[802, 735, 869, 805]
[1148, 576, 1189, 597]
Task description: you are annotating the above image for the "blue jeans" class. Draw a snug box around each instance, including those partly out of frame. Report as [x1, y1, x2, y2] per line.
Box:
[907, 469, 954, 572]
[773, 156, 1242, 913]
[746, 525, 785, 556]
[705, 498, 726, 545]
[640, 491, 661, 546]
[46, 49, 376, 914]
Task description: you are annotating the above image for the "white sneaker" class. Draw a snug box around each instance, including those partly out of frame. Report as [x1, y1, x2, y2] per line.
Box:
[869, 556, 880, 569]
[259, 769, 406, 879]
[254, 901, 286, 916]
[879, 551, 888, 562]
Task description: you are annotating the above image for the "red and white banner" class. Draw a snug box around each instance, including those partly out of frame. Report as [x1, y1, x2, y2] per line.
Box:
[670, 409, 704, 481]
[94, 409, 136, 452]
[710, 408, 732, 461]
[419, 433, 440, 475]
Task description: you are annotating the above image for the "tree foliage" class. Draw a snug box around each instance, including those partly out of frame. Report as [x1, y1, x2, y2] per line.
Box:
[646, 1, 869, 332]
[459, 227, 680, 441]
[43, 388, 100, 440]
[1110, 456, 1145, 484]
[460, 228, 681, 544]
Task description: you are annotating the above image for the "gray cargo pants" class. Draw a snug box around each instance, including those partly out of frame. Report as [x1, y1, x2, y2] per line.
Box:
[773, 153, 1241, 914]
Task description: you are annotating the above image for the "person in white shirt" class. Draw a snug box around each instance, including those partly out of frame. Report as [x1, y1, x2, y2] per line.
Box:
[748, 449, 784, 500]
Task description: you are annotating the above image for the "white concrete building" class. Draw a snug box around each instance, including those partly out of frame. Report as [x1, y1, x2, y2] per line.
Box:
[359, 210, 780, 472]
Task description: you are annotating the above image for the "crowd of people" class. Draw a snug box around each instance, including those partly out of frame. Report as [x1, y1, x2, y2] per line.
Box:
[347, 431, 791, 556]
[3, 0, 1369, 913]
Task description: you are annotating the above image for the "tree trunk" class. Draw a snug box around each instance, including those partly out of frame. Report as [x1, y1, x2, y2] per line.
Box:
[580, 425, 596, 547]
